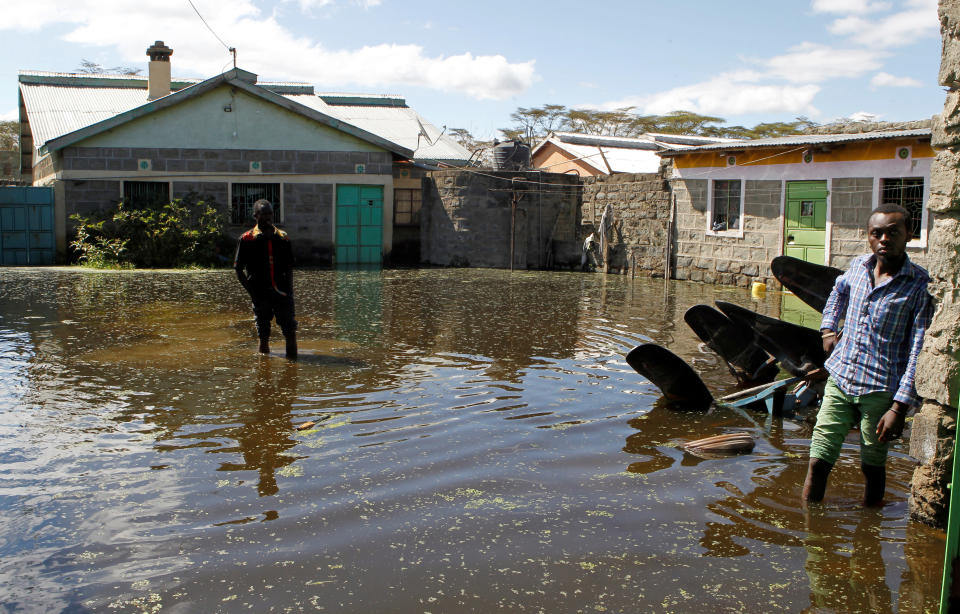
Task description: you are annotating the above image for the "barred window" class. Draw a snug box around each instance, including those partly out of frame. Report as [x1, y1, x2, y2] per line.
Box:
[231, 183, 281, 225]
[880, 177, 924, 240]
[123, 181, 169, 208]
[394, 188, 422, 225]
[711, 179, 742, 233]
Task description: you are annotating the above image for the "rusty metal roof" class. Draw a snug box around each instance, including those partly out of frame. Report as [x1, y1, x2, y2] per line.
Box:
[657, 128, 932, 156]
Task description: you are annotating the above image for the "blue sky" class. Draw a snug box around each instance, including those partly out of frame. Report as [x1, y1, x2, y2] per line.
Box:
[0, 0, 944, 140]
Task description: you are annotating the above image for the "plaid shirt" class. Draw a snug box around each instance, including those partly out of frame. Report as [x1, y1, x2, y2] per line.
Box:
[821, 253, 932, 406]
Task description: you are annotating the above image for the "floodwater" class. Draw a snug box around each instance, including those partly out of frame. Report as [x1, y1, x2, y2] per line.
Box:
[0, 267, 944, 613]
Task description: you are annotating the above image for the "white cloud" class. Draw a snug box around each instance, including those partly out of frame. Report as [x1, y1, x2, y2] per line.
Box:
[827, 1, 938, 47]
[870, 71, 923, 87]
[762, 43, 886, 82]
[2, 0, 535, 101]
[811, 0, 891, 14]
[0, 108, 17, 121]
[601, 74, 820, 117]
[848, 111, 882, 121]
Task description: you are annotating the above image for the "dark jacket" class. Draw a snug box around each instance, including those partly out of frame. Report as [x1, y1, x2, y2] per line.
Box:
[234, 226, 294, 295]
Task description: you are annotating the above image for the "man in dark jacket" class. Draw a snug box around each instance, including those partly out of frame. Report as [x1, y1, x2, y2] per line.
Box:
[234, 199, 297, 358]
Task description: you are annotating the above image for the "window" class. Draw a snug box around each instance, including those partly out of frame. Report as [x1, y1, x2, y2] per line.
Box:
[710, 179, 742, 233]
[881, 177, 924, 241]
[231, 183, 281, 225]
[123, 181, 169, 208]
[394, 188, 422, 225]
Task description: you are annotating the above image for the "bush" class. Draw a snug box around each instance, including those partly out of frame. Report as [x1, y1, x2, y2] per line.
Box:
[70, 195, 229, 268]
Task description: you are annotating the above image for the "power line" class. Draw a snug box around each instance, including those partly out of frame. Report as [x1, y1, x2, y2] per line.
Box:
[185, 0, 233, 53]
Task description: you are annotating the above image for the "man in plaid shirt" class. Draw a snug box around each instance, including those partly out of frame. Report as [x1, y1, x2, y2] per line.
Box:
[803, 203, 933, 506]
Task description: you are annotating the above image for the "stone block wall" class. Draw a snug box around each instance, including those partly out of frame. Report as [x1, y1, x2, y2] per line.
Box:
[580, 172, 670, 276]
[60, 147, 393, 176]
[829, 177, 873, 271]
[671, 178, 781, 287]
[908, 0, 960, 528]
[63, 180, 121, 217]
[283, 183, 334, 263]
[420, 170, 581, 269]
[172, 181, 228, 208]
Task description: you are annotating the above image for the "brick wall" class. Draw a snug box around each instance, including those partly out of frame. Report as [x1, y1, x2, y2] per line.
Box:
[63, 180, 121, 217]
[61, 147, 393, 175]
[421, 170, 581, 269]
[672, 178, 781, 287]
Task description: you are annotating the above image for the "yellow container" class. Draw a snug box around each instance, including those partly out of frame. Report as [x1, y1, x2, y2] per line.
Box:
[751, 281, 767, 298]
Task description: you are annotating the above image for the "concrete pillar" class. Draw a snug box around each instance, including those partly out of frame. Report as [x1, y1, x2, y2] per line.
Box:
[908, 0, 960, 527]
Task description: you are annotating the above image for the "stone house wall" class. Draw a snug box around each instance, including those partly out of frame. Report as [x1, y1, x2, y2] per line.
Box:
[908, 0, 960, 528]
[53, 146, 395, 264]
[579, 172, 670, 276]
[670, 178, 781, 287]
[830, 177, 931, 271]
[420, 170, 581, 269]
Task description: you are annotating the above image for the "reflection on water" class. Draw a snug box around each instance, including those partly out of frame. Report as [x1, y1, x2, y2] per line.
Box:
[0, 268, 942, 612]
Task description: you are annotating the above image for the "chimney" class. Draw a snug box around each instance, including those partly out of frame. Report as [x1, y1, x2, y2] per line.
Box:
[146, 41, 173, 101]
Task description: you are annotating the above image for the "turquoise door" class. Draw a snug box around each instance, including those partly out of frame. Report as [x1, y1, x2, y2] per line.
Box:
[0, 187, 55, 265]
[336, 185, 383, 266]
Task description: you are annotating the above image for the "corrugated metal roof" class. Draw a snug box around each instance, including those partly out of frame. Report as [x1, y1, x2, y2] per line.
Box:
[286, 94, 471, 163]
[538, 138, 663, 174]
[19, 83, 151, 149]
[19, 71, 467, 162]
[658, 128, 931, 155]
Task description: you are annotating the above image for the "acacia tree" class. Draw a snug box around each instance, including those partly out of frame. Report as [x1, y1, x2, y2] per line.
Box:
[0, 121, 18, 151]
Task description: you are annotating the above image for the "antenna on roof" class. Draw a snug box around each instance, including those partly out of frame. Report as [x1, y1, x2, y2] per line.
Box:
[230, 47, 236, 68]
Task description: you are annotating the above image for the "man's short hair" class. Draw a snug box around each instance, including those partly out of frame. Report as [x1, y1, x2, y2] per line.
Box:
[869, 203, 910, 232]
[253, 199, 273, 217]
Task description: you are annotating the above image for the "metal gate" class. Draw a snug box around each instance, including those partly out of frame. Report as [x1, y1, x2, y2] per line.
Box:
[335, 185, 383, 265]
[0, 187, 55, 265]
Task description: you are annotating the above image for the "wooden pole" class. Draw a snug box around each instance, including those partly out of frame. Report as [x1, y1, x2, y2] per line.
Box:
[510, 190, 517, 272]
[664, 193, 675, 291]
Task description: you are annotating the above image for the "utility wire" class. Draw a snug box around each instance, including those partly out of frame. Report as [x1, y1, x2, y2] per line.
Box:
[185, 0, 233, 52]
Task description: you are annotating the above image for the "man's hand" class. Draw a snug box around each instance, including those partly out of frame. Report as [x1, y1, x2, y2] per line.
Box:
[876, 401, 908, 443]
[821, 329, 839, 357]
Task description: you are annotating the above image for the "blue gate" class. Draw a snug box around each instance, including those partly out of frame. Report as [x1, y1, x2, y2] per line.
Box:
[0, 187, 55, 265]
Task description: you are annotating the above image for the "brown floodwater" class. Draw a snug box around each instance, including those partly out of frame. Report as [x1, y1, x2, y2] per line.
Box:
[0, 267, 945, 613]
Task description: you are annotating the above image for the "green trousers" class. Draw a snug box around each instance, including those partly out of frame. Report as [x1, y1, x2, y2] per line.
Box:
[809, 378, 894, 467]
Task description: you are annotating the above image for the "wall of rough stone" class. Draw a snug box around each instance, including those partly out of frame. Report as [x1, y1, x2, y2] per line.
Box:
[579, 172, 670, 276]
[670, 178, 781, 287]
[282, 183, 334, 263]
[908, 0, 960, 528]
[420, 170, 581, 269]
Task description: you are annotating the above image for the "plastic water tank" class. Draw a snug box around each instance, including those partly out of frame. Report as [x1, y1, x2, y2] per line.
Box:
[493, 140, 530, 170]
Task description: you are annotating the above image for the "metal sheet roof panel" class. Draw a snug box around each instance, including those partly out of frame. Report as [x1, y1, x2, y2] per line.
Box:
[658, 128, 932, 155]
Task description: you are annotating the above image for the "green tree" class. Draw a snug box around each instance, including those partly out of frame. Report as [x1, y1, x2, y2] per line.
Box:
[0, 120, 19, 151]
[500, 104, 568, 143]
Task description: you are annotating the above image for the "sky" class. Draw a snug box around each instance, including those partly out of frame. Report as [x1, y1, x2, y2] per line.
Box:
[0, 0, 946, 141]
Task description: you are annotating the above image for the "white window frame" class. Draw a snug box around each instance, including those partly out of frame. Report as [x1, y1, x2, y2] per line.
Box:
[706, 178, 745, 238]
[875, 176, 928, 249]
[228, 181, 284, 225]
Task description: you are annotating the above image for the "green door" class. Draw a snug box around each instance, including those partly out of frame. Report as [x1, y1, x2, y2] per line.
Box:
[784, 181, 827, 265]
[336, 185, 383, 266]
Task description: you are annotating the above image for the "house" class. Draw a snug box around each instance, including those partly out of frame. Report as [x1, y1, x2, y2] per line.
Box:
[656, 128, 934, 296]
[531, 131, 737, 176]
[17, 41, 470, 264]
